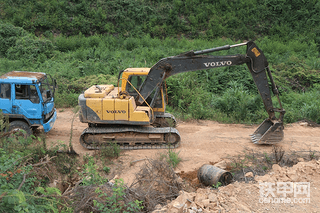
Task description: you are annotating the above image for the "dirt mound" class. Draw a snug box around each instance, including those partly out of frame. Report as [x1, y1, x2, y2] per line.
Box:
[178, 170, 200, 188]
[154, 160, 320, 213]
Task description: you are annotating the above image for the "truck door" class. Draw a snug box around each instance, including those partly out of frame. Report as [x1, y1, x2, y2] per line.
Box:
[0, 83, 12, 114]
[12, 84, 42, 119]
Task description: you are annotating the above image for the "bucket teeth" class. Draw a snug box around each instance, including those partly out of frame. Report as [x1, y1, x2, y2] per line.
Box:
[250, 133, 283, 144]
[250, 119, 284, 145]
[250, 135, 261, 144]
[251, 134, 262, 144]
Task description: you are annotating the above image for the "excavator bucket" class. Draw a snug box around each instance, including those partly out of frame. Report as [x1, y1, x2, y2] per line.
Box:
[251, 119, 284, 144]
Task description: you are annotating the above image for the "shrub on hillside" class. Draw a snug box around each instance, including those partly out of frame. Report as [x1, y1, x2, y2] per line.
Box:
[0, 23, 27, 57]
[7, 36, 55, 62]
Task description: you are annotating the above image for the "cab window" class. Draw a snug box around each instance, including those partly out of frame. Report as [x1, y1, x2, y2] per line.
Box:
[0, 83, 11, 99]
[126, 75, 146, 94]
[15, 84, 39, 103]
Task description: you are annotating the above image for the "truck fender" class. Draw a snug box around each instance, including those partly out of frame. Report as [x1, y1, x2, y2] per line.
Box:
[7, 114, 32, 126]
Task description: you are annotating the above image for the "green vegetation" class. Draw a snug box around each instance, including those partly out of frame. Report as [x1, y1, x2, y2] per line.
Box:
[98, 142, 121, 159]
[0, 113, 143, 212]
[160, 148, 182, 168]
[212, 182, 222, 189]
[0, 1, 319, 124]
[0, 114, 70, 212]
[0, 0, 319, 42]
[0, 4, 320, 115]
[1, 26, 319, 123]
[94, 179, 143, 213]
[0, 136, 142, 213]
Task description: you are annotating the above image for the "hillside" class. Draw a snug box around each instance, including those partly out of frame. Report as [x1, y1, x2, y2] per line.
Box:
[1, 19, 319, 123]
[1, 0, 319, 43]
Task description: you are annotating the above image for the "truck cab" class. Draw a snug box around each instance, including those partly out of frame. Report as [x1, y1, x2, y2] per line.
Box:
[0, 71, 57, 136]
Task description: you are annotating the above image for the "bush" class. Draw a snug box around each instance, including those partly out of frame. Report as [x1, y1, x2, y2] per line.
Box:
[0, 23, 26, 57]
[94, 179, 143, 213]
[282, 89, 320, 123]
[0, 24, 320, 124]
[98, 142, 121, 159]
[0, 140, 68, 212]
[211, 81, 264, 123]
[1, 0, 319, 42]
[55, 34, 84, 52]
[7, 35, 55, 62]
[160, 148, 182, 168]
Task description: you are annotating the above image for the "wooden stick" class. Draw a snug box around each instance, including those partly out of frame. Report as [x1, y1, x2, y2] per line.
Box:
[18, 174, 26, 190]
[130, 158, 147, 165]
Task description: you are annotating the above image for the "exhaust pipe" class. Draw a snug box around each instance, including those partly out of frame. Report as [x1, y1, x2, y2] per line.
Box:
[251, 119, 284, 144]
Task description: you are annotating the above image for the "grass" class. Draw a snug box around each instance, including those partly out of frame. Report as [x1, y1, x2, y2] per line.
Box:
[160, 148, 182, 168]
[212, 182, 222, 189]
[97, 142, 121, 159]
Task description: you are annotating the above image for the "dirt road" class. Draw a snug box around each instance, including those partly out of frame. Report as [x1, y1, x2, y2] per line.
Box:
[44, 108, 320, 212]
[46, 108, 320, 184]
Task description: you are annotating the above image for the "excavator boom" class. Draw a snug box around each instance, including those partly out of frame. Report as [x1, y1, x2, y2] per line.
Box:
[137, 41, 285, 144]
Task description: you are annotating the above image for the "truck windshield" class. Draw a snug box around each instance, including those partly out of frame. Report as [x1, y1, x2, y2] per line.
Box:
[40, 75, 56, 103]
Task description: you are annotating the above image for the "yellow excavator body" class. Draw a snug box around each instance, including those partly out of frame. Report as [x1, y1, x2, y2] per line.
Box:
[78, 68, 180, 150]
[82, 84, 151, 123]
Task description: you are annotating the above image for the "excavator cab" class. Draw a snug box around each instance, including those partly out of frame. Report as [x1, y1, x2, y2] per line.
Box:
[119, 68, 167, 113]
[118, 68, 176, 128]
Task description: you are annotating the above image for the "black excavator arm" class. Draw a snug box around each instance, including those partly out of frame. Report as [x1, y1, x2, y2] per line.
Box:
[137, 41, 285, 144]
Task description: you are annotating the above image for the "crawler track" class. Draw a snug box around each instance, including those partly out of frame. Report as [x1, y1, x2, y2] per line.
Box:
[80, 126, 181, 150]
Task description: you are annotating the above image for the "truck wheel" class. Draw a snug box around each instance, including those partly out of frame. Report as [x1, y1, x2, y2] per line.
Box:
[8, 121, 33, 138]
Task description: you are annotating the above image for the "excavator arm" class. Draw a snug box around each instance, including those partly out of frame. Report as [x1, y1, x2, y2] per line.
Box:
[137, 42, 249, 106]
[137, 41, 285, 144]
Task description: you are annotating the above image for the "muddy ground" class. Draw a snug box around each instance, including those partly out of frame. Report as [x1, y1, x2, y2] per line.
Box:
[45, 108, 320, 212]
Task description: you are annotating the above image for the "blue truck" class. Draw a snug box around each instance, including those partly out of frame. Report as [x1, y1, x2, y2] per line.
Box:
[0, 71, 57, 136]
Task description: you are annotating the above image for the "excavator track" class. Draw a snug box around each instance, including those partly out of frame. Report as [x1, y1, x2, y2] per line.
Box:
[80, 126, 181, 150]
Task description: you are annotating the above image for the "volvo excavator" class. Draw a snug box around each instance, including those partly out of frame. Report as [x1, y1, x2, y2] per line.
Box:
[78, 41, 285, 150]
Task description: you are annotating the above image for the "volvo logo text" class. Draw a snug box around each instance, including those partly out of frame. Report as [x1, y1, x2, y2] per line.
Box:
[106, 110, 126, 114]
[204, 61, 232, 67]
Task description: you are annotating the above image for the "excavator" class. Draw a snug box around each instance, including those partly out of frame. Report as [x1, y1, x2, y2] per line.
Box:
[78, 41, 285, 150]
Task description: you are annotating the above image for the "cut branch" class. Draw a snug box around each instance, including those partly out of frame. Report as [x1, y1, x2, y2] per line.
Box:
[18, 174, 26, 190]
